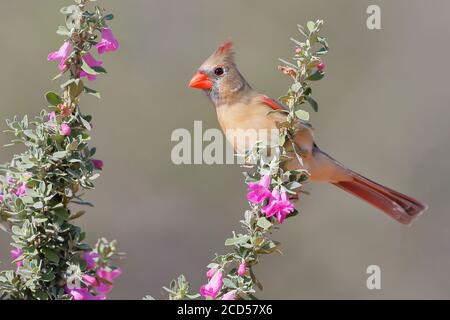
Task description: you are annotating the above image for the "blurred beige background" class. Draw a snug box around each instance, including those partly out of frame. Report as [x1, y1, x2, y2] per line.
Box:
[0, 0, 449, 299]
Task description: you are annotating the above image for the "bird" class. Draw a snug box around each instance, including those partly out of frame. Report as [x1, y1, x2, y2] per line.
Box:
[188, 41, 428, 225]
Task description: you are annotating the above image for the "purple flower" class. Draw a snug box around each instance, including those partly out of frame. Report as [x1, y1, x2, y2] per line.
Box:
[6, 176, 15, 185]
[60, 123, 72, 136]
[206, 268, 217, 279]
[82, 274, 98, 287]
[200, 270, 223, 299]
[262, 189, 295, 224]
[80, 53, 103, 81]
[48, 111, 57, 122]
[221, 290, 237, 300]
[47, 41, 72, 71]
[65, 287, 105, 301]
[247, 175, 272, 204]
[96, 27, 119, 55]
[92, 159, 104, 170]
[15, 183, 27, 197]
[83, 252, 99, 270]
[237, 263, 247, 277]
[10, 248, 24, 270]
[96, 267, 122, 294]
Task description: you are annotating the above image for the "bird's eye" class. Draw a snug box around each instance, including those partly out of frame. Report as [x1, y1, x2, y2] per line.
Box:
[214, 67, 224, 76]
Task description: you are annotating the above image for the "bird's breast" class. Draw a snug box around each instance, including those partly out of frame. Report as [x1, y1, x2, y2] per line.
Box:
[216, 102, 281, 154]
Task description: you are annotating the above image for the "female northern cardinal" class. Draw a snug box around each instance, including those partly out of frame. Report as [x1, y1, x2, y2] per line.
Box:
[188, 41, 428, 225]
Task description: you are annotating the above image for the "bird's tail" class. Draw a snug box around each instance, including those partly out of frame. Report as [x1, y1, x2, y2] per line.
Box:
[332, 172, 428, 225]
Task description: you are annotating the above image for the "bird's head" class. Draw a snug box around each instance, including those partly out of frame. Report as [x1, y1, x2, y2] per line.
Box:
[189, 40, 250, 105]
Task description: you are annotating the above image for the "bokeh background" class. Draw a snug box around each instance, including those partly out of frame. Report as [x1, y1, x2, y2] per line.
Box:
[0, 0, 449, 299]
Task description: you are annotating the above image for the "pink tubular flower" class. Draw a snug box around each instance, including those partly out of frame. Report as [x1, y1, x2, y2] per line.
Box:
[15, 183, 27, 197]
[47, 41, 72, 71]
[262, 189, 295, 224]
[221, 290, 237, 300]
[80, 53, 103, 81]
[10, 248, 24, 270]
[206, 268, 217, 279]
[200, 270, 223, 299]
[60, 123, 71, 136]
[65, 287, 105, 301]
[317, 62, 326, 71]
[96, 267, 122, 294]
[92, 159, 104, 170]
[295, 47, 302, 54]
[237, 263, 247, 277]
[247, 175, 272, 204]
[82, 274, 98, 287]
[83, 251, 99, 270]
[48, 112, 56, 122]
[96, 27, 119, 54]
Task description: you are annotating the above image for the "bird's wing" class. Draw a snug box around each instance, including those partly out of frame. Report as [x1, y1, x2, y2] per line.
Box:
[258, 95, 288, 111]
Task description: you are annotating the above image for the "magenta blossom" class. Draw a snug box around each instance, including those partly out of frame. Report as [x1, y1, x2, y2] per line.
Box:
[237, 263, 247, 277]
[15, 183, 27, 197]
[6, 176, 15, 185]
[82, 274, 98, 287]
[200, 270, 223, 299]
[92, 159, 104, 170]
[247, 175, 272, 204]
[60, 123, 72, 136]
[262, 189, 295, 224]
[221, 290, 237, 300]
[10, 248, 24, 270]
[47, 41, 72, 71]
[317, 62, 326, 71]
[48, 111, 56, 122]
[96, 267, 122, 294]
[65, 287, 105, 301]
[96, 27, 119, 55]
[206, 268, 217, 279]
[83, 251, 99, 270]
[80, 53, 103, 81]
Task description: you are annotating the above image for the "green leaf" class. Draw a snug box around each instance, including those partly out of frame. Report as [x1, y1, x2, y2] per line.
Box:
[46, 92, 63, 106]
[68, 80, 84, 101]
[223, 278, 237, 289]
[56, 26, 70, 36]
[291, 82, 302, 93]
[104, 14, 114, 21]
[257, 217, 272, 230]
[306, 96, 319, 112]
[84, 86, 101, 99]
[52, 151, 68, 160]
[42, 248, 59, 264]
[80, 116, 92, 131]
[225, 235, 250, 246]
[92, 66, 107, 74]
[307, 21, 316, 33]
[295, 109, 310, 121]
[307, 71, 325, 81]
[81, 61, 98, 75]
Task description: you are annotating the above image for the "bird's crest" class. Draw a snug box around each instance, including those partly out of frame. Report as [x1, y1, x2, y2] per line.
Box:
[215, 40, 233, 56]
[203, 40, 235, 67]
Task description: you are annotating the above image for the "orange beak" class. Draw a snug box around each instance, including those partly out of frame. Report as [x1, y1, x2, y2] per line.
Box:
[189, 72, 212, 90]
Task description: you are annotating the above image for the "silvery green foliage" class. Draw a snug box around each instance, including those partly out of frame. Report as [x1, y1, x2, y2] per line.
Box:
[163, 21, 328, 300]
[0, 0, 120, 300]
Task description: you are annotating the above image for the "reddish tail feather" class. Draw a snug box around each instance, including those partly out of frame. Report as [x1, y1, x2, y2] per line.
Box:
[333, 173, 428, 225]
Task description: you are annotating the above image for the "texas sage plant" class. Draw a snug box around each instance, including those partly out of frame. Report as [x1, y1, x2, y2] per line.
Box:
[0, 0, 121, 300]
[162, 20, 329, 300]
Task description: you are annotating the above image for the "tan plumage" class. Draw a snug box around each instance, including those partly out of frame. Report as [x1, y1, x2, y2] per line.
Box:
[189, 41, 427, 225]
